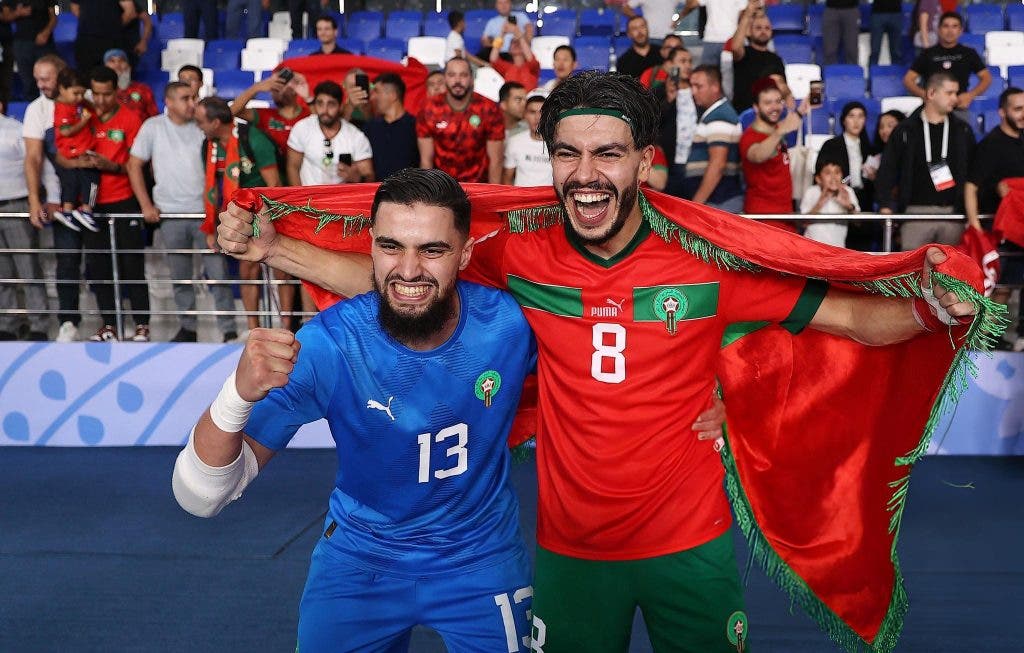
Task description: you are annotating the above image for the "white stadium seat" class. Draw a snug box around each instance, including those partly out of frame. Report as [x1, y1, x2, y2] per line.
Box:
[407, 36, 446, 67]
[474, 66, 505, 102]
[531, 36, 571, 70]
[881, 96, 923, 115]
[784, 63, 822, 100]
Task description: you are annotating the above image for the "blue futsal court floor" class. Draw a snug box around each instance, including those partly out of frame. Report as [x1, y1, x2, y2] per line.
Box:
[0, 448, 1020, 652]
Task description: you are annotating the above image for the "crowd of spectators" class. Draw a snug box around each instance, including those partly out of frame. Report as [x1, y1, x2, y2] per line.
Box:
[0, 0, 1021, 349]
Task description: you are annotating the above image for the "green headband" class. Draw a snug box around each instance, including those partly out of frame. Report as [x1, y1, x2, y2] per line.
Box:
[556, 107, 632, 125]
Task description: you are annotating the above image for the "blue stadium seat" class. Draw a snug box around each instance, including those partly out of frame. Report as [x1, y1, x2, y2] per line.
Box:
[1008, 3, 1024, 32]
[739, 107, 755, 131]
[541, 9, 577, 38]
[772, 35, 813, 65]
[53, 12, 78, 42]
[869, 65, 905, 98]
[612, 35, 631, 55]
[423, 11, 450, 38]
[464, 9, 496, 50]
[365, 37, 405, 63]
[6, 101, 29, 122]
[579, 9, 615, 37]
[214, 70, 255, 99]
[54, 40, 75, 70]
[973, 95, 999, 115]
[321, 11, 344, 36]
[807, 3, 824, 38]
[204, 39, 244, 71]
[965, 4, 1004, 34]
[830, 97, 880, 136]
[982, 109, 1001, 134]
[823, 64, 865, 100]
[347, 11, 384, 43]
[1009, 65, 1024, 90]
[385, 10, 422, 41]
[959, 32, 985, 54]
[284, 38, 320, 59]
[574, 36, 611, 72]
[972, 66, 1006, 99]
[804, 104, 832, 136]
[137, 70, 169, 89]
[538, 68, 556, 86]
[766, 4, 805, 34]
[337, 37, 365, 55]
[157, 12, 185, 43]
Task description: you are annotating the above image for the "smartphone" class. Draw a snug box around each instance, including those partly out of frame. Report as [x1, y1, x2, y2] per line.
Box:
[808, 80, 824, 107]
[670, 67, 680, 83]
[507, 15, 517, 25]
[338, 153, 353, 166]
[277, 67, 294, 83]
[354, 73, 370, 96]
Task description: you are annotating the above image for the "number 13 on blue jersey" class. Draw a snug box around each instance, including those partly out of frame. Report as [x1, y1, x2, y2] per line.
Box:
[417, 423, 469, 483]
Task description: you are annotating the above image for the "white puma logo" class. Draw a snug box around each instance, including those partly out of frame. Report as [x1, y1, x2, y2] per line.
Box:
[367, 397, 395, 421]
[606, 298, 625, 311]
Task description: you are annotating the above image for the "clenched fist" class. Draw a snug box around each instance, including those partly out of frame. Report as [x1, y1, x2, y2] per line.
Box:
[234, 328, 301, 402]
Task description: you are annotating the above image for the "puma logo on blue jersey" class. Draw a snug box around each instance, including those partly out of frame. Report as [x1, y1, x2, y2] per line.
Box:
[367, 397, 395, 421]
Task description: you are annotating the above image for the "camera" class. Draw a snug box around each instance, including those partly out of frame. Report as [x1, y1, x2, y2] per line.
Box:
[507, 15, 517, 25]
[670, 67, 680, 83]
[277, 67, 294, 83]
[355, 73, 370, 96]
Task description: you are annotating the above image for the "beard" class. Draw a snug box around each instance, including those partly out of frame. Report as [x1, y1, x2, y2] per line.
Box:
[373, 272, 458, 345]
[757, 108, 780, 125]
[447, 83, 470, 100]
[117, 71, 132, 90]
[557, 179, 639, 246]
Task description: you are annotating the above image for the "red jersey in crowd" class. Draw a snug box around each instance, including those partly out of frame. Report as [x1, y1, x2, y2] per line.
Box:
[54, 100, 94, 158]
[253, 105, 311, 154]
[639, 65, 670, 89]
[91, 103, 142, 205]
[739, 126, 794, 216]
[463, 210, 823, 560]
[416, 92, 504, 182]
[492, 57, 541, 92]
[118, 82, 159, 120]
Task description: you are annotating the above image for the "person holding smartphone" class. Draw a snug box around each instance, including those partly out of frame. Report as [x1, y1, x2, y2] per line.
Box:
[480, 0, 533, 56]
[286, 80, 374, 187]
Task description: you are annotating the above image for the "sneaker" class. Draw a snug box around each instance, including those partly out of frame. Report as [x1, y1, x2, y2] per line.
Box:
[131, 324, 150, 342]
[1014, 337, 1024, 353]
[51, 211, 81, 232]
[72, 209, 100, 233]
[25, 331, 49, 341]
[56, 321, 79, 342]
[171, 328, 197, 343]
[89, 325, 118, 342]
[222, 331, 238, 343]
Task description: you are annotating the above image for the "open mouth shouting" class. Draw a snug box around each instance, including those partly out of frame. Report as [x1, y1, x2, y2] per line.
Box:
[564, 184, 617, 229]
[388, 278, 436, 310]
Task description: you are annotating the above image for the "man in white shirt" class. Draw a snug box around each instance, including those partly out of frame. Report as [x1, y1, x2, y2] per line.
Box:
[481, 0, 533, 56]
[286, 80, 374, 187]
[623, 0, 679, 42]
[501, 91, 551, 187]
[0, 102, 50, 340]
[681, 0, 749, 66]
[800, 158, 860, 247]
[127, 81, 239, 343]
[22, 53, 83, 342]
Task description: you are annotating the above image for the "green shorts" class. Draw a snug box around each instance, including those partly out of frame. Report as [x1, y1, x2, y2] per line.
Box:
[530, 531, 749, 653]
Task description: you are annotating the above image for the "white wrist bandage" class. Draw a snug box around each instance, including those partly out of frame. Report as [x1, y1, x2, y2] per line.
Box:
[172, 428, 259, 518]
[920, 286, 960, 326]
[209, 371, 255, 432]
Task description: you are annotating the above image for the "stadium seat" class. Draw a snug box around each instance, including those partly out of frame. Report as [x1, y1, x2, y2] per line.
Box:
[823, 64, 865, 100]
[984, 31, 1023, 53]
[880, 95, 921, 115]
[830, 97, 879, 137]
[337, 37, 365, 55]
[531, 35, 570, 70]
[959, 32, 985, 54]
[240, 38, 286, 72]
[267, 11, 291, 40]
[987, 41, 1024, 78]
[464, 9, 496, 50]
[1008, 3, 1024, 32]
[423, 11, 450, 38]
[982, 109, 1001, 133]
[347, 11, 385, 43]
[541, 9, 577, 39]
[161, 38, 205, 72]
[54, 40, 76, 70]
[739, 107, 755, 131]
[157, 12, 186, 43]
[579, 9, 615, 37]
[53, 12, 78, 42]
[807, 3, 824, 38]
[973, 95, 999, 116]
[972, 66, 1007, 99]
[965, 4, 1004, 34]
[385, 10, 422, 41]
[6, 101, 29, 122]
[474, 66, 504, 102]
[214, 70, 256, 99]
[1009, 65, 1024, 91]
[407, 36, 446, 67]
[869, 65, 906, 98]
[772, 35, 813, 65]
[804, 104, 832, 136]
[364, 38, 405, 63]
[284, 38, 320, 59]
[784, 63, 822, 99]
[765, 4, 805, 34]
[204, 39, 245, 71]
[538, 68, 556, 86]
[612, 35, 631, 55]
[574, 36, 611, 72]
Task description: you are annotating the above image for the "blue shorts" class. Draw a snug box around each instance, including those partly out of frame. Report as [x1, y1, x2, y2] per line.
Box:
[297, 536, 533, 653]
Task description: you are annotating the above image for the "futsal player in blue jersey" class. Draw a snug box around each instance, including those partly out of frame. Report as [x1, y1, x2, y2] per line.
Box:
[172, 168, 537, 652]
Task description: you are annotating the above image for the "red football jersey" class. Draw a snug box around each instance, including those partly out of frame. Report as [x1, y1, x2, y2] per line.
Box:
[54, 100, 94, 158]
[254, 106, 311, 154]
[117, 82, 159, 120]
[91, 104, 142, 205]
[739, 126, 794, 215]
[416, 93, 504, 182]
[464, 212, 825, 560]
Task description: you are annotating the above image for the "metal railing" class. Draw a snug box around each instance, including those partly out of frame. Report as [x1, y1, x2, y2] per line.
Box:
[0, 210, 1018, 340]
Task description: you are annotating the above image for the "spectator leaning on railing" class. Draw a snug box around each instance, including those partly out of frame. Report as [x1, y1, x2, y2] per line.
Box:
[127, 81, 240, 344]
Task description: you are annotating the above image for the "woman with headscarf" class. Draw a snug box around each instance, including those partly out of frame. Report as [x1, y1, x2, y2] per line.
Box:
[816, 101, 876, 249]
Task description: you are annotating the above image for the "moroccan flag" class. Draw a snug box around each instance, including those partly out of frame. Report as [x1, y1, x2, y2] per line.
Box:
[231, 184, 1006, 653]
[279, 53, 429, 116]
[994, 177, 1024, 249]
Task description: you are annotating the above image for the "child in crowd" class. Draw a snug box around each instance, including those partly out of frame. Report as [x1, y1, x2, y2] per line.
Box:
[52, 68, 99, 233]
[800, 157, 860, 247]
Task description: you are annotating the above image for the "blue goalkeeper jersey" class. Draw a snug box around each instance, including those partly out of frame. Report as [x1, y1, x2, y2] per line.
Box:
[247, 281, 537, 576]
